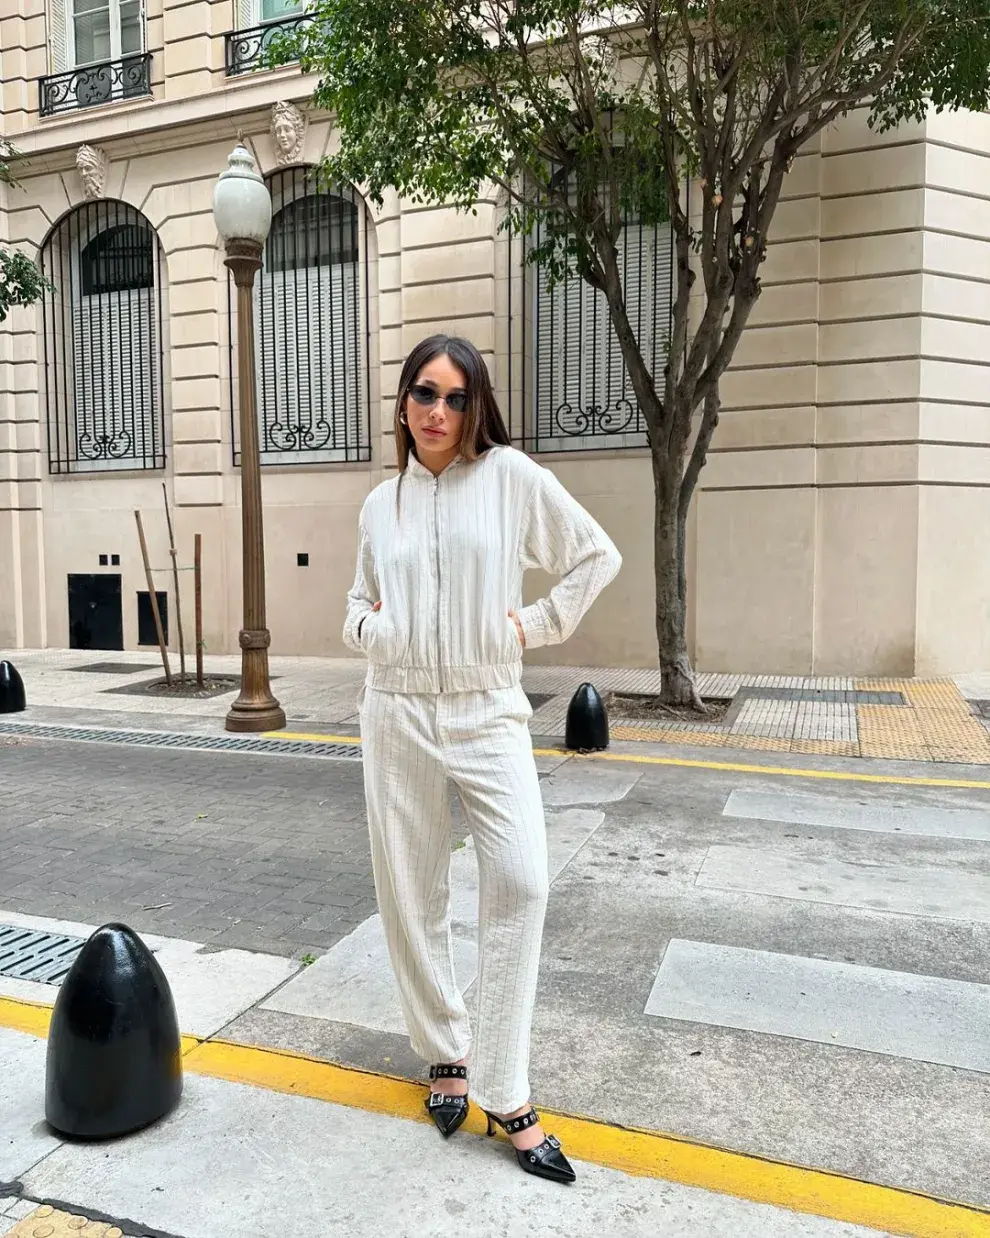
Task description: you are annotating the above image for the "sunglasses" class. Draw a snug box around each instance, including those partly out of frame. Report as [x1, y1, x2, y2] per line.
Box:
[407, 384, 469, 415]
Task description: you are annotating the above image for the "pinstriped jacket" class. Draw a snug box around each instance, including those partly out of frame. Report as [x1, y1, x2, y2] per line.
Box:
[343, 445, 622, 695]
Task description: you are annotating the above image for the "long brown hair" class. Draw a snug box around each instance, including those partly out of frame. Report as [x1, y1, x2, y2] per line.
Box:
[394, 335, 511, 472]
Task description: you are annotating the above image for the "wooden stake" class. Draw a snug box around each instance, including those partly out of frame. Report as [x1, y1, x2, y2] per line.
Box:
[163, 482, 186, 679]
[134, 509, 172, 687]
[194, 532, 204, 689]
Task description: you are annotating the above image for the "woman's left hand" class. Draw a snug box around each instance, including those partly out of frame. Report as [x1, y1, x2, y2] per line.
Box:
[509, 610, 526, 648]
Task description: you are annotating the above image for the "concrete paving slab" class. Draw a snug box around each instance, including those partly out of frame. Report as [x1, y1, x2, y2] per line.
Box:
[645, 939, 990, 1072]
[0, 1030, 60, 1183]
[0, 912, 298, 1038]
[540, 762, 642, 805]
[16, 1063, 893, 1238]
[263, 809, 606, 1033]
[723, 788, 990, 840]
[698, 843, 990, 922]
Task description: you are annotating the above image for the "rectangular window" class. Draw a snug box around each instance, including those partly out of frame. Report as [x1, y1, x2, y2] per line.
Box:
[261, 0, 302, 20]
[525, 220, 674, 454]
[69, 0, 143, 69]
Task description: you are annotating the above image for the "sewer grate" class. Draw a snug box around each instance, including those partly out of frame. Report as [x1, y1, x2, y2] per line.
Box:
[0, 924, 86, 985]
[0, 720, 362, 761]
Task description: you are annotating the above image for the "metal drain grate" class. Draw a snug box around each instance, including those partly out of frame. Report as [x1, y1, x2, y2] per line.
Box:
[0, 720, 362, 761]
[0, 924, 85, 985]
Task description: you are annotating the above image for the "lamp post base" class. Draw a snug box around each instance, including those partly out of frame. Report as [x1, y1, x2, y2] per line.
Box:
[225, 628, 286, 733]
[225, 699, 287, 733]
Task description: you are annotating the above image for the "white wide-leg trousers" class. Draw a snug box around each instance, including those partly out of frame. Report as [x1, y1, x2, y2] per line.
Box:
[360, 684, 549, 1114]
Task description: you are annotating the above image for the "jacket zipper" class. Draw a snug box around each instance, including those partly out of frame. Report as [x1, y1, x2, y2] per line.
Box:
[434, 476, 445, 692]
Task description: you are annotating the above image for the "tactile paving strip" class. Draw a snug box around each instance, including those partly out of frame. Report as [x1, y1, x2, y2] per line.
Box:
[5, 1205, 132, 1237]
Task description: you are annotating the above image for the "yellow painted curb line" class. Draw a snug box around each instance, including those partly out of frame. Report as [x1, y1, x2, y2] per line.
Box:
[274, 732, 364, 745]
[0, 995, 51, 1038]
[0, 996, 197, 1056]
[180, 1039, 990, 1238]
[3, 998, 988, 1238]
[268, 729, 990, 790]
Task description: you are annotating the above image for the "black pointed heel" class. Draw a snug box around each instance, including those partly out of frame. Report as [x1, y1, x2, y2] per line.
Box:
[425, 1063, 469, 1138]
[482, 1107, 576, 1183]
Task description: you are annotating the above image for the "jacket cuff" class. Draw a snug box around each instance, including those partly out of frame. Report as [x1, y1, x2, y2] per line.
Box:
[517, 603, 551, 650]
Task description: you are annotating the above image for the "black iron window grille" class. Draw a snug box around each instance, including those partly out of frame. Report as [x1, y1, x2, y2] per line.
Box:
[41, 201, 166, 474]
[508, 179, 674, 454]
[226, 14, 312, 76]
[39, 54, 152, 118]
[228, 166, 371, 466]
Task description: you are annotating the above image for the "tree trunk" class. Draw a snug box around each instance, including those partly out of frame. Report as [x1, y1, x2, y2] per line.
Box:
[654, 474, 704, 708]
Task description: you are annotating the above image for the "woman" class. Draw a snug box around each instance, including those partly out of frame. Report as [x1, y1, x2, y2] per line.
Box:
[344, 335, 621, 1183]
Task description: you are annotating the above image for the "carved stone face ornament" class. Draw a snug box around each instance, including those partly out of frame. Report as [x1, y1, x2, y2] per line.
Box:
[76, 144, 109, 200]
[270, 100, 306, 166]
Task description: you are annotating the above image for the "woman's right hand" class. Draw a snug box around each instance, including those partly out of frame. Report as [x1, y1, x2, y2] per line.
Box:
[372, 601, 382, 613]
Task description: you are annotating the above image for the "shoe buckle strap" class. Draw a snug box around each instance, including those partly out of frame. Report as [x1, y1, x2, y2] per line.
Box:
[428, 1092, 465, 1109]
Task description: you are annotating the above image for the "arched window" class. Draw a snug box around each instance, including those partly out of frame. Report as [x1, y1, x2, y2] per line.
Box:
[229, 166, 371, 465]
[523, 177, 673, 453]
[41, 201, 165, 473]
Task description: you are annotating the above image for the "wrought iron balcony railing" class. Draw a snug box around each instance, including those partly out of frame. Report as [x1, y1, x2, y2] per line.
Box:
[39, 54, 153, 118]
[225, 14, 312, 77]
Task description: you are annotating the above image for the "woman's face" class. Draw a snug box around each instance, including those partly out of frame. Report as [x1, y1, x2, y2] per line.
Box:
[402, 353, 468, 467]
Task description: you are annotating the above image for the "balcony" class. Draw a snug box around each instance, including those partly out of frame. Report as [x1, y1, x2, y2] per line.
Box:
[225, 14, 312, 77]
[39, 54, 153, 119]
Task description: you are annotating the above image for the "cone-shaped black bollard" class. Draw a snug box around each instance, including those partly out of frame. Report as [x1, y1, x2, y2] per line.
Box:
[565, 682, 609, 752]
[0, 660, 25, 713]
[45, 923, 182, 1140]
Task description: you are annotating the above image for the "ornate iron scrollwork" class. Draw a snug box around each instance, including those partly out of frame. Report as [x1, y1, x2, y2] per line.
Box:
[39, 55, 152, 118]
[225, 15, 312, 77]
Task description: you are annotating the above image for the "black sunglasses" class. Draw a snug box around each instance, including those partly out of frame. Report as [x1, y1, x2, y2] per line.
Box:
[407, 384, 469, 414]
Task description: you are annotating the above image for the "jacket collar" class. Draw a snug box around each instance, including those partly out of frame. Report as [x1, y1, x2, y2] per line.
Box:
[405, 450, 467, 481]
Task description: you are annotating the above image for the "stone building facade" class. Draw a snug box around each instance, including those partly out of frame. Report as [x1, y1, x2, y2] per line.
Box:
[2, 0, 990, 676]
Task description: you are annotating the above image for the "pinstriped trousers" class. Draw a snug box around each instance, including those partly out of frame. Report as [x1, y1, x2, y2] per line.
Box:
[359, 683, 550, 1114]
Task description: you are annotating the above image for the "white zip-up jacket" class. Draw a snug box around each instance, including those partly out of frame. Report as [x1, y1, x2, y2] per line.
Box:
[343, 445, 622, 694]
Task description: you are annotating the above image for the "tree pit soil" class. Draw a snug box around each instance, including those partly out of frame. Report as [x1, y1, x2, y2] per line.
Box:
[131, 674, 241, 700]
[606, 691, 732, 725]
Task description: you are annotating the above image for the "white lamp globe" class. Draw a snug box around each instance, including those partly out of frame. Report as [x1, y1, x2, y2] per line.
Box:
[212, 144, 272, 245]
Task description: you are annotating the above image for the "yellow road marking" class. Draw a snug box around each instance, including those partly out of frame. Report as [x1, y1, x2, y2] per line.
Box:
[3, 998, 988, 1237]
[0, 995, 51, 1038]
[265, 729, 990, 791]
[547, 749, 990, 790]
[0, 995, 196, 1055]
[272, 731, 364, 744]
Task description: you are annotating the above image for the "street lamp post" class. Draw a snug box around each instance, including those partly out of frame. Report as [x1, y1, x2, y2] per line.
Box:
[213, 143, 286, 733]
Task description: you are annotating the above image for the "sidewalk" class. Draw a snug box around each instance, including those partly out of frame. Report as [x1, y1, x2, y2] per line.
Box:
[5, 647, 990, 764]
[0, 909, 956, 1238]
[0, 1013, 904, 1238]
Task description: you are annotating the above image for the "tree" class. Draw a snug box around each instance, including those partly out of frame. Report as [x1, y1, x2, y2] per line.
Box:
[273, 1, 990, 706]
[0, 140, 50, 324]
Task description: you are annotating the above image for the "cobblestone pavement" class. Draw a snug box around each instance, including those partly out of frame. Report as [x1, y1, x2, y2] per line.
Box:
[0, 739, 380, 957]
[6, 648, 990, 763]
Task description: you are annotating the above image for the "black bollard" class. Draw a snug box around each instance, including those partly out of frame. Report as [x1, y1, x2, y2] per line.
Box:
[0, 660, 26, 713]
[46, 923, 182, 1140]
[565, 682, 609, 752]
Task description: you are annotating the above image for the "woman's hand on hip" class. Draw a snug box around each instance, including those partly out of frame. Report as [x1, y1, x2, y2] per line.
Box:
[509, 610, 526, 648]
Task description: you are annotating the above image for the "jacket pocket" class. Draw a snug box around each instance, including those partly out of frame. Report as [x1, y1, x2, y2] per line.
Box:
[360, 611, 383, 659]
